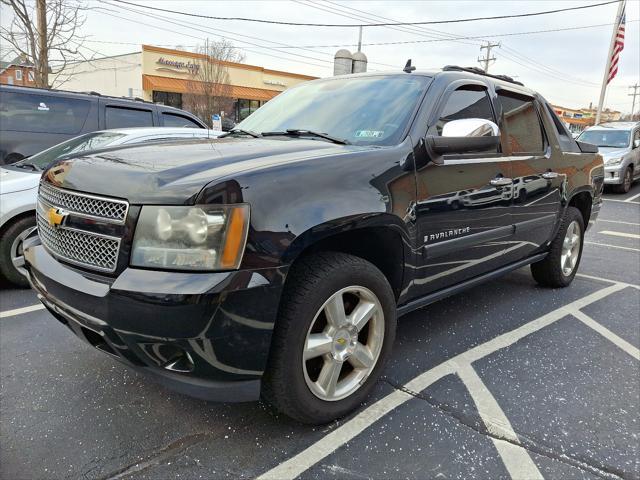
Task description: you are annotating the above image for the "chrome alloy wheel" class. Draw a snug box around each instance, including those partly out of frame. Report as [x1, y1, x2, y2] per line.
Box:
[302, 286, 385, 402]
[561, 220, 581, 276]
[10, 226, 36, 277]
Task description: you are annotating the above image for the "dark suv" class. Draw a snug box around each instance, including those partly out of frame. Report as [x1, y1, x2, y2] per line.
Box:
[0, 85, 206, 164]
[23, 67, 604, 424]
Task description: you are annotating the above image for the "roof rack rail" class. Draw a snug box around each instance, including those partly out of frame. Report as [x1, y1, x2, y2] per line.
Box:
[442, 65, 524, 87]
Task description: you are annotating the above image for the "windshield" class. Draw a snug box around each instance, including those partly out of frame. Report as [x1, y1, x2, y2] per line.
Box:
[237, 75, 430, 146]
[577, 129, 630, 148]
[15, 131, 127, 169]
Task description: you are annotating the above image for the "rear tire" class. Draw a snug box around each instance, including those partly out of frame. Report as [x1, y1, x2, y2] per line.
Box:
[614, 166, 633, 194]
[262, 252, 396, 424]
[0, 215, 36, 288]
[531, 206, 584, 288]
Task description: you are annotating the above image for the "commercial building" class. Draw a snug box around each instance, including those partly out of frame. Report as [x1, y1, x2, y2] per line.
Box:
[57, 45, 317, 123]
[552, 104, 622, 134]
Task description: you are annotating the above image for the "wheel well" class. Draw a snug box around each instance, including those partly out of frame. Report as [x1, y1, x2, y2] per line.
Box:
[293, 227, 405, 300]
[0, 210, 36, 237]
[568, 191, 592, 227]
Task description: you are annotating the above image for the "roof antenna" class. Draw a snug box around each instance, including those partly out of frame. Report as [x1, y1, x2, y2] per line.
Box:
[403, 59, 416, 73]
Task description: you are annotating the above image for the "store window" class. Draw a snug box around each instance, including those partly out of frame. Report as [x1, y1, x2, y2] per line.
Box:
[152, 91, 182, 109]
[236, 99, 264, 122]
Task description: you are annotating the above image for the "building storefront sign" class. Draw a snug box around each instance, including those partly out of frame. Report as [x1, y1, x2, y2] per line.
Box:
[156, 57, 200, 75]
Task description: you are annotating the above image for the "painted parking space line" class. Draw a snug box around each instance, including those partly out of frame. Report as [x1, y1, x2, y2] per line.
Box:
[598, 230, 640, 240]
[597, 219, 640, 226]
[577, 273, 640, 290]
[0, 304, 45, 319]
[625, 192, 640, 202]
[456, 364, 543, 480]
[569, 309, 640, 360]
[603, 198, 640, 204]
[257, 283, 625, 480]
[584, 241, 640, 252]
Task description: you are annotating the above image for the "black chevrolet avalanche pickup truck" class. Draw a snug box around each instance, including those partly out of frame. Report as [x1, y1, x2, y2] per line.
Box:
[23, 67, 604, 423]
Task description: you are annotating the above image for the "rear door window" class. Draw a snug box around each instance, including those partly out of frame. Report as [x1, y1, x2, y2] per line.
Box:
[105, 106, 154, 128]
[0, 91, 90, 134]
[161, 112, 203, 128]
[498, 91, 545, 154]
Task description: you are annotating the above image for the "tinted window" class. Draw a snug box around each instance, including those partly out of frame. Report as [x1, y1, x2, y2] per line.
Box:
[16, 131, 127, 169]
[162, 112, 202, 128]
[0, 91, 90, 134]
[105, 106, 153, 128]
[437, 86, 494, 135]
[498, 92, 544, 153]
[238, 75, 430, 146]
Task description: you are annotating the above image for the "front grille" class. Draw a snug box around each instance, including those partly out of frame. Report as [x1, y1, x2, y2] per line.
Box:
[39, 181, 128, 223]
[37, 183, 127, 273]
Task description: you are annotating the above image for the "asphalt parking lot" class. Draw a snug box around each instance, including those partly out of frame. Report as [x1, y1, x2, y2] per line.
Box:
[1, 184, 639, 480]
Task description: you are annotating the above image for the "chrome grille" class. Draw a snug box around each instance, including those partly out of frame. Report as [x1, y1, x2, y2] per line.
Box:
[39, 182, 128, 224]
[36, 183, 128, 273]
[36, 208, 121, 272]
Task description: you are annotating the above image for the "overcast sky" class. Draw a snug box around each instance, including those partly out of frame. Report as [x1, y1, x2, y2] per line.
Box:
[2, 1, 639, 112]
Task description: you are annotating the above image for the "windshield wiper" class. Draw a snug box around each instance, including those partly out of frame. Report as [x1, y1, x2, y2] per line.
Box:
[14, 162, 41, 171]
[261, 129, 350, 145]
[219, 128, 261, 139]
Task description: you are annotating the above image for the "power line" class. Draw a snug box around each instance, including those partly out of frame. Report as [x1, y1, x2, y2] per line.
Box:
[110, 0, 621, 28]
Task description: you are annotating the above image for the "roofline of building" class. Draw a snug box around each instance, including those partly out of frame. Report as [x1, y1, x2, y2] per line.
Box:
[142, 44, 318, 81]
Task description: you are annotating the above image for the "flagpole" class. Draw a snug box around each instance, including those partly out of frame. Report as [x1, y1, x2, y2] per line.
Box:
[596, 0, 626, 125]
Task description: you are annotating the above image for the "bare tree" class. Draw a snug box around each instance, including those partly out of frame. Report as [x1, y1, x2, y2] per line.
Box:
[1, 0, 89, 88]
[183, 39, 244, 127]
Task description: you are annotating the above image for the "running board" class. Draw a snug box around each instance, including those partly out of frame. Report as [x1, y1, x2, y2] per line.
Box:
[397, 253, 548, 317]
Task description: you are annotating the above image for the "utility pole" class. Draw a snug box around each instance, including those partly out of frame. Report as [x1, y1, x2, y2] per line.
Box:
[630, 84, 640, 117]
[478, 41, 499, 73]
[36, 0, 48, 88]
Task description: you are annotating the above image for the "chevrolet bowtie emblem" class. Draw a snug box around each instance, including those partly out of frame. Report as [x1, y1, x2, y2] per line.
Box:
[47, 207, 67, 228]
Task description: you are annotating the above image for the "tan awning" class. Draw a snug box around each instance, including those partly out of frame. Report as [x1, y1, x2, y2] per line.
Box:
[142, 74, 281, 101]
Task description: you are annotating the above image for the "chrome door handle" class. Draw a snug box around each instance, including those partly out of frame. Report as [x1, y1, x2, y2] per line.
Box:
[542, 171, 559, 179]
[490, 177, 513, 187]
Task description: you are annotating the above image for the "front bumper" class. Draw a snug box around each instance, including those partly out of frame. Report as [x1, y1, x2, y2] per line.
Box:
[24, 242, 287, 402]
[604, 164, 625, 184]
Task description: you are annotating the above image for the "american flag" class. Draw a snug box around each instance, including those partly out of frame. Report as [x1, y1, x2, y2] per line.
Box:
[607, 4, 626, 84]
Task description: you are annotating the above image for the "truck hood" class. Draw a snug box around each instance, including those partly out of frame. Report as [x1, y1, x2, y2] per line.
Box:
[598, 147, 630, 160]
[0, 167, 40, 194]
[42, 138, 376, 204]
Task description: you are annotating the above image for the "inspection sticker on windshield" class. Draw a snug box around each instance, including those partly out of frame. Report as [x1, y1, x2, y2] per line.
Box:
[355, 130, 384, 138]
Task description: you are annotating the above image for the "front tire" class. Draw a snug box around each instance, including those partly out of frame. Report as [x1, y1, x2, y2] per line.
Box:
[0, 215, 36, 288]
[614, 166, 633, 194]
[262, 252, 396, 424]
[531, 206, 584, 288]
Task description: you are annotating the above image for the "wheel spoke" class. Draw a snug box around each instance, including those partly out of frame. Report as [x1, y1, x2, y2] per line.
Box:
[570, 233, 579, 247]
[316, 358, 342, 396]
[11, 255, 25, 269]
[304, 334, 333, 360]
[348, 343, 374, 369]
[349, 300, 376, 332]
[324, 293, 347, 328]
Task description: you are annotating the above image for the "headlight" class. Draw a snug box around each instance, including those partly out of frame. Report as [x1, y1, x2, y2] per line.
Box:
[606, 157, 623, 166]
[131, 204, 250, 271]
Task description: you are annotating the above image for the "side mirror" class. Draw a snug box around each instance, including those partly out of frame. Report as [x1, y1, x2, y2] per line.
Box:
[634, 139, 640, 149]
[427, 118, 500, 155]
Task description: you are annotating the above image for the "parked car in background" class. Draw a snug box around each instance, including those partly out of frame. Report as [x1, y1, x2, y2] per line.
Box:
[0, 127, 219, 286]
[577, 122, 640, 193]
[21, 67, 604, 423]
[0, 85, 208, 165]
